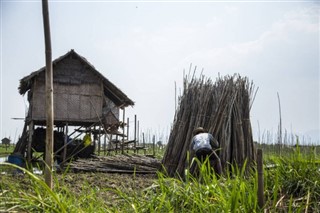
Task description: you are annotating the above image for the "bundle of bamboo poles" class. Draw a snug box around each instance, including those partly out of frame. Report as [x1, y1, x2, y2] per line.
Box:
[69, 154, 161, 174]
[162, 72, 258, 177]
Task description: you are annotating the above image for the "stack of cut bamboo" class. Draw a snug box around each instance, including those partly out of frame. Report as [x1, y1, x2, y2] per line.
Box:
[162, 73, 257, 177]
[69, 154, 161, 174]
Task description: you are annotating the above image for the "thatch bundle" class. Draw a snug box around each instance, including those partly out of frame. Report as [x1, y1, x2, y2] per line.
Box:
[162, 73, 257, 177]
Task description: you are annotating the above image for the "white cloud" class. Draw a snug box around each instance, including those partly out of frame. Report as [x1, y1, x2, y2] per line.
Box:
[180, 5, 319, 71]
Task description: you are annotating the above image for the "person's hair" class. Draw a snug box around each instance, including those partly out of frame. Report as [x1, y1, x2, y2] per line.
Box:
[193, 127, 206, 136]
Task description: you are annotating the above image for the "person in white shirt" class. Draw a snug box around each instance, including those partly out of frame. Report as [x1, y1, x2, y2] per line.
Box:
[190, 127, 222, 176]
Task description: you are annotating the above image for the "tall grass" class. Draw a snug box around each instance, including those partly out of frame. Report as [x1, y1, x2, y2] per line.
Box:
[0, 163, 111, 212]
[1, 146, 319, 212]
[265, 145, 320, 212]
[113, 159, 261, 213]
[114, 150, 319, 212]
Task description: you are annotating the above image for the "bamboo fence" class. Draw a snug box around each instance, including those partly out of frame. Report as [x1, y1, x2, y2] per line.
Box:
[162, 73, 258, 177]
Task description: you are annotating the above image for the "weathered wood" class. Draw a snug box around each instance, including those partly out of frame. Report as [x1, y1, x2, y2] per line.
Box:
[68, 154, 161, 173]
[42, 0, 54, 189]
[62, 123, 68, 164]
[27, 121, 34, 164]
[122, 108, 125, 154]
[134, 115, 137, 153]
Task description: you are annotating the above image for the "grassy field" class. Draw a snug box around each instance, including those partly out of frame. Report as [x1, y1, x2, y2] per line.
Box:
[1, 144, 319, 212]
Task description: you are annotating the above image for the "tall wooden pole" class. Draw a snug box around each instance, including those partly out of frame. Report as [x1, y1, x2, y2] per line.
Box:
[27, 121, 34, 164]
[134, 114, 137, 153]
[62, 123, 68, 164]
[121, 108, 125, 154]
[42, 0, 54, 189]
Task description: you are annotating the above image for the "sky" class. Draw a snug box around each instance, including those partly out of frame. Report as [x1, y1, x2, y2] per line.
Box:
[0, 0, 319, 144]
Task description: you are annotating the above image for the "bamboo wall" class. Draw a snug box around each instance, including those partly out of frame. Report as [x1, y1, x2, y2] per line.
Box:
[30, 57, 104, 123]
[103, 96, 120, 126]
[162, 74, 257, 177]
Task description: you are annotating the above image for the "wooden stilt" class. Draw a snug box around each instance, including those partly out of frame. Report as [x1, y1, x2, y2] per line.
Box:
[126, 117, 129, 153]
[152, 135, 155, 156]
[62, 123, 68, 164]
[27, 121, 34, 164]
[103, 133, 106, 156]
[134, 115, 137, 153]
[98, 125, 101, 155]
[121, 108, 125, 154]
[143, 133, 146, 155]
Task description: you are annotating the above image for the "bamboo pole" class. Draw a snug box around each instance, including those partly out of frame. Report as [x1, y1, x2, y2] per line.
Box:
[62, 122, 68, 165]
[134, 115, 137, 153]
[152, 135, 155, 156]
[42, 0, 54, 189]
[103, 133, 106, 156]
[27, 121, 33, 164]
[162, 73, 257, 177]
[257, 149, 265, 209]
[277, 92, 282, 156]
[122, 108, 125, 154]
[127, 117, 129, 153]
[98, 125, 101, 155]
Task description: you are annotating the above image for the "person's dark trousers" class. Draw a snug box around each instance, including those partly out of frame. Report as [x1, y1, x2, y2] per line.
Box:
[196, 148, 222, 176]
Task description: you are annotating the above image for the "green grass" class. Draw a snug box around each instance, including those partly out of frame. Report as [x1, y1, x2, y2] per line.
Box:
[264, 145, 320, 212]
[0, 145, 14, 156]
[116, 160, 260, 213]
[0, 164, 113, 212]
[1, 145, 319, 212]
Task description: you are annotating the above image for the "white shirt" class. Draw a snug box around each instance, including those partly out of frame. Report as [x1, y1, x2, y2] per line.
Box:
[191, 133, 219, 152]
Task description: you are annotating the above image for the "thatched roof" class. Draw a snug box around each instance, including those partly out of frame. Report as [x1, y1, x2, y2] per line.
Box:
[18, 49, 134, 108]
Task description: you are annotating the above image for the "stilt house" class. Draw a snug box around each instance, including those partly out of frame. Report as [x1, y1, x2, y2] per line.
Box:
[15, 49, 134, 162]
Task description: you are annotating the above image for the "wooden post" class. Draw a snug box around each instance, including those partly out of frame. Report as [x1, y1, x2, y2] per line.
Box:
[134, 115, 137, 153]
[127, 117, 129, 140]
[98, 125, 101, 155]
[42, 0, 54, 189]
[137, 120, 140, 145]
[143, 132, 146, 155]
[122, 108, 125, 154]
[152, 135, 155, 156]
[108, 134, 112, 155]
[126, 117, 129, 153]
[115, 135, 118, 154]
[103, 133, 106, 156]
[257, 149, 265, 209]
[27, 121, 34, 164]
[62, 123, 68, 164]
